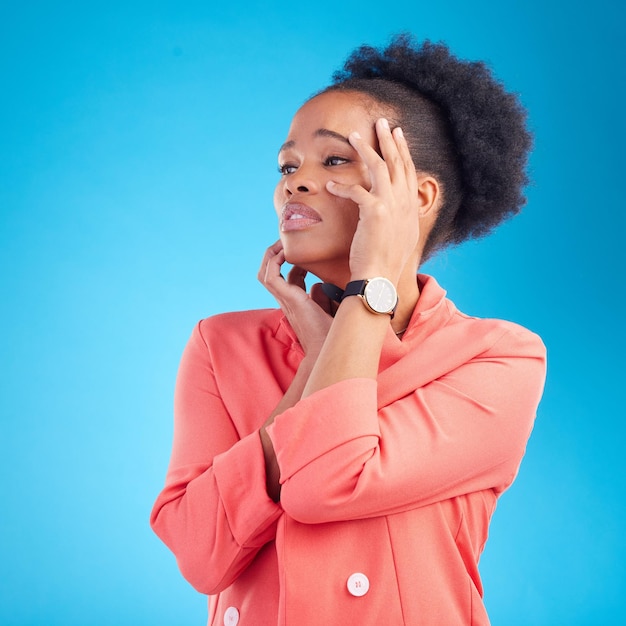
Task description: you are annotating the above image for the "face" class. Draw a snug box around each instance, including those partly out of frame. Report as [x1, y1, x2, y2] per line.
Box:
[274, 90, 389, 285]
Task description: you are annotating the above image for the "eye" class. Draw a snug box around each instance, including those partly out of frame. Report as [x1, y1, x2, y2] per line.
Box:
[325, 156, 349, 167]
[278, 163, 298, 175]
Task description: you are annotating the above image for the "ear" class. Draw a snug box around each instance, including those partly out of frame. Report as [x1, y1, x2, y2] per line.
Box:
[416, 175, 440, 218]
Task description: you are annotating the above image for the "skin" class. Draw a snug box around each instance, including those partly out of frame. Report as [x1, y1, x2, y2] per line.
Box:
[257, 91, 441, 501]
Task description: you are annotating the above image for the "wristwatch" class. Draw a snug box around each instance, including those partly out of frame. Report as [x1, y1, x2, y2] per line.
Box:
[342, 277, 398, 318]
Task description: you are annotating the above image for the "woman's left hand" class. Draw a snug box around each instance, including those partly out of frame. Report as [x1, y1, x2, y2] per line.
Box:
[326, 118, 421, 283]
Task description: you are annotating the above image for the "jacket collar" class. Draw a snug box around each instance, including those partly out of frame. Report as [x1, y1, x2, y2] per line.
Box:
[378, 274, 455, 371]
[276, 274, 456, 369]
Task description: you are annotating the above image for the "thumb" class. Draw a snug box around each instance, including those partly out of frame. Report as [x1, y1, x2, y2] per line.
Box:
[287, 265, 307, 291]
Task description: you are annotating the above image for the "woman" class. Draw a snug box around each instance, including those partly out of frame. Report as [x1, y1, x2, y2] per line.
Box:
[151, 34, 546, 625]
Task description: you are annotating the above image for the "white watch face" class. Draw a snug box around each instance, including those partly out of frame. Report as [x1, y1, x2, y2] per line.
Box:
[364, 278, 397, 314]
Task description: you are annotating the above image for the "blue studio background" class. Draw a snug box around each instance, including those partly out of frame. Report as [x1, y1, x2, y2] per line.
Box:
[1, 1, 624, 624]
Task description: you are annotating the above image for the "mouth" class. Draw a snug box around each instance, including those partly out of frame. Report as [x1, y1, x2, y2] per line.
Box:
[280, 202, 322, 232]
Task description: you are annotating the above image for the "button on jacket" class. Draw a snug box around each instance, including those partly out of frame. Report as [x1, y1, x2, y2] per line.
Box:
[151, 275, 547, 625]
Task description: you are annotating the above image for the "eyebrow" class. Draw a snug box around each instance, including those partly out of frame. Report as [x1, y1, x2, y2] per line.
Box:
[278, 128, 351, 154]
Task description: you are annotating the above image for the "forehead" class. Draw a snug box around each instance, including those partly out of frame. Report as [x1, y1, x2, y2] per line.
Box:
[285, 91, 389, 139]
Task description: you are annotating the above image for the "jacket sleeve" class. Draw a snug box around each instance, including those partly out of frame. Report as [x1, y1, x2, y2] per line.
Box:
[267, 324, 546, 524]
[150, 322, 283, 594]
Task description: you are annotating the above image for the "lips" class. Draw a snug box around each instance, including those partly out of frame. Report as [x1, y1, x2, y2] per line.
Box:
[280, 202, 322, 232]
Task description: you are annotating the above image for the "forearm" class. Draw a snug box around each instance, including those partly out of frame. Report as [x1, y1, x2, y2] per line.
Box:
[260, 355, 316, 501]
[151, 431, 282, 593]
[261, 300, 389, 500]
[303, 297, 389, 397]
[269, 323, 547, 524]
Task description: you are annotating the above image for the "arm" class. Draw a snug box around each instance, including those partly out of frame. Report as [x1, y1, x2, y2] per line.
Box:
[260, 355, 315, 502]
[302, 121, 425, 395]
[268, 324, 547, 523]
[258, 119, 434, 501]
[257, 247, 334, 501]
[260, 120, 546, 523]
[150, 321, 283, 594]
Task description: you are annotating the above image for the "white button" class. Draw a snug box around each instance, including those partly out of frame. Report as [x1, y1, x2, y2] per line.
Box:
[224, 606, 239, 625]
[347, 572, 370, 597]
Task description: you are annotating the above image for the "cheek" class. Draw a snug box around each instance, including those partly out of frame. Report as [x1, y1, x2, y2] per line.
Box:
[332, 197, 361, 233]
[333, 163, 372, 192]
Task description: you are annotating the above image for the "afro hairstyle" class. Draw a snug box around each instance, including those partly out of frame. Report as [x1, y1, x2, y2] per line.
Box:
[322, 33, 533, 259]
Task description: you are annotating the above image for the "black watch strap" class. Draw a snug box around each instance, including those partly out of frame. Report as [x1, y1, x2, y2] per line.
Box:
[341, 280, 367, 300]
[321, 282, 345, 303]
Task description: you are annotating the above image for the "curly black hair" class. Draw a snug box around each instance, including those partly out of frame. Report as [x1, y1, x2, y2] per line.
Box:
[322, 34, 532, 259]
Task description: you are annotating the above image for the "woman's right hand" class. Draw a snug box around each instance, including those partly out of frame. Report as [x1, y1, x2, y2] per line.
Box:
[258, 240, 333, 357]
[258, 241, 334, 501]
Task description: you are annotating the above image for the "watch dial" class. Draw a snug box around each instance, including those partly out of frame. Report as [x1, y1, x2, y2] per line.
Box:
[364, 278, 397, 313]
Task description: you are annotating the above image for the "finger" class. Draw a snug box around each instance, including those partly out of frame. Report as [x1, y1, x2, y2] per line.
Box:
[347, 131, 392, 195]
[392, 126, 418, 194]
[375, 118, 406, 186]
[259, 245, 286, 286]
[261, 240, 284, 265]
[257, 240, 284, 280]
[267, 239, 283, 254]
[265, 249, 286, 284]
[287, 265, 307, 291]
[325, 179, 375, 206]
[325, 180, 388, 224]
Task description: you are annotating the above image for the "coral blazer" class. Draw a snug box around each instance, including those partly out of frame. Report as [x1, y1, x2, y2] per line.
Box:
[151, 275, 546, 625]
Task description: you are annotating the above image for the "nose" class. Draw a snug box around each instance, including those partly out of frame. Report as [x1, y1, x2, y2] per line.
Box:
[285, 163, 320, 196]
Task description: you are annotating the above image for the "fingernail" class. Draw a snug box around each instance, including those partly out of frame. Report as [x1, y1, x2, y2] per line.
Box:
[380, 118, 389, 129]
[395, 126, 404, 138]
[350, 131, 361, 141]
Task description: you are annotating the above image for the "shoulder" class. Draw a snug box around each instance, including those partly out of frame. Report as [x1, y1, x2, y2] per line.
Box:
[190, 308, 297, 361]
[415, 274, 546, 360]
[197, 308, 284, 340]
[450, 309, 546, 361]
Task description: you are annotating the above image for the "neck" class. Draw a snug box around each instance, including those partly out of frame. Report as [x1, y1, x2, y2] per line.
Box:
[391, 271, 420, 336]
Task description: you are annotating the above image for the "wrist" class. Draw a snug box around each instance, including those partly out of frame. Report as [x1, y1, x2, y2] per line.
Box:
[349, 264, 401, 286]
[342, 276, 398, 318]
[298, 353, 319, 371]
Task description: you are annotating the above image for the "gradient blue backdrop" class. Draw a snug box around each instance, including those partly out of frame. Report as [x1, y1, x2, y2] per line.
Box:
[1, 1, 624, 624]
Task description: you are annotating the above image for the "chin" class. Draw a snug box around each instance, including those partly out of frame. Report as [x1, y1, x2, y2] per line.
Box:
[283, 250, 319, 274]
[281, 236, 350, 282]
[288, 255, 348, 286]
[281, 237, 317, 267]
